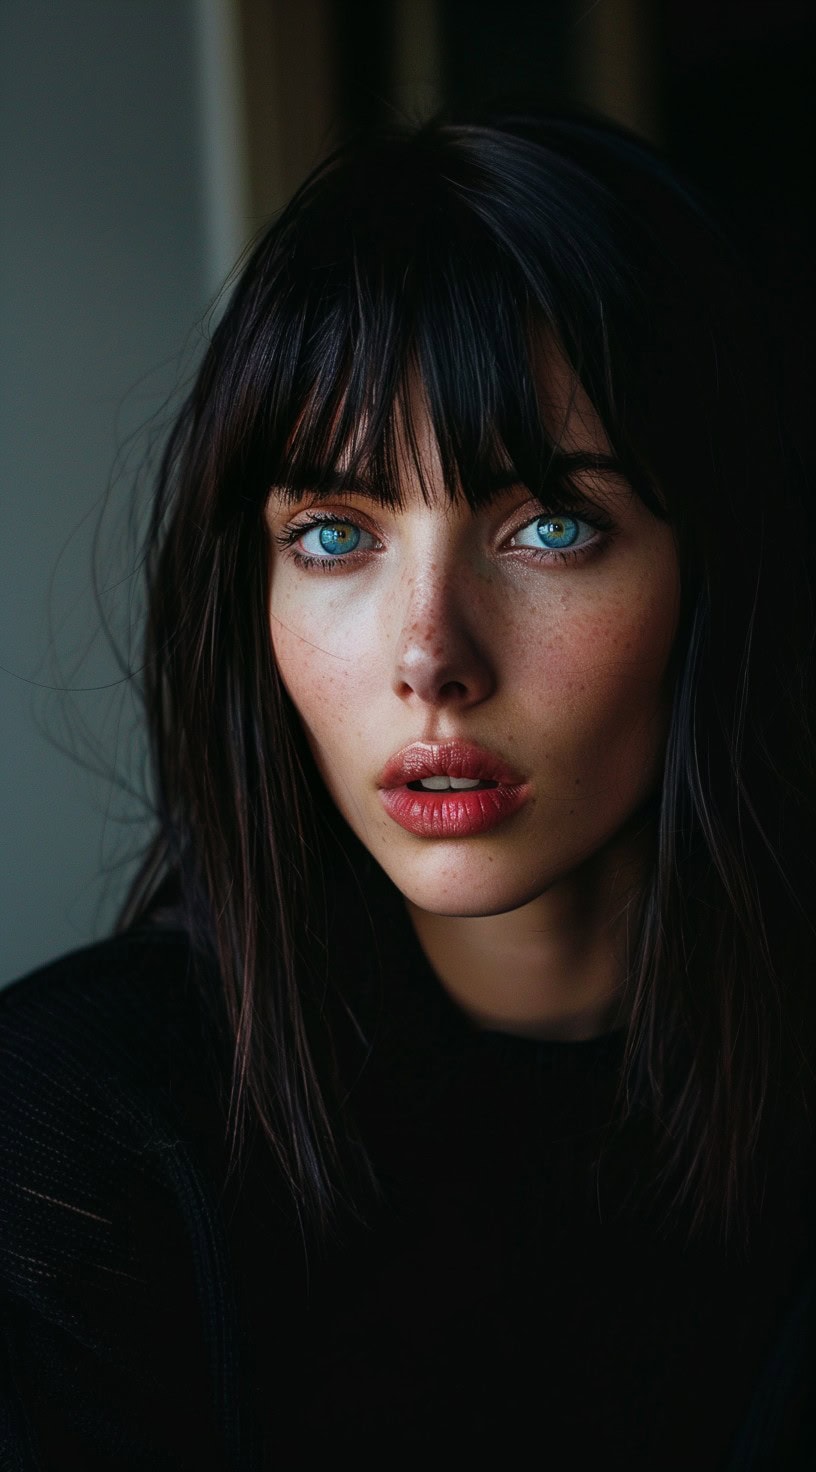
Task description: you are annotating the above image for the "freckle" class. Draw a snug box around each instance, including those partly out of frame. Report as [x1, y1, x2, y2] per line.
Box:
[574, 777, 580, 785]
[568, 808, 575, 816]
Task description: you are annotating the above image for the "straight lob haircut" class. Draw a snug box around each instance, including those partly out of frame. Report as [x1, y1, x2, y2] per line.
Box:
[121, 104, 816, 1249]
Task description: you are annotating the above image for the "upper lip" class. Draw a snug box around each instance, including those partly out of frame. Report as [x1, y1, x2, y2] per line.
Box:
[378, 740, 525, 788]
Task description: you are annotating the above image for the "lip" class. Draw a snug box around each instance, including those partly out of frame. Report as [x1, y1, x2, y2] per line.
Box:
[378, 740, 525, 789]
[377, 740, 530, 839]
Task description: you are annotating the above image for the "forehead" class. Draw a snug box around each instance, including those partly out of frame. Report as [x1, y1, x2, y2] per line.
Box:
[532, 342, 613, 454]
[396, 341, 613, 452]
[271, 345, 618, 511]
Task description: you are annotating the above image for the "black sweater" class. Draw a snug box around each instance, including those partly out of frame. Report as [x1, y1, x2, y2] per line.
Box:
[1, 905, 814, 1470]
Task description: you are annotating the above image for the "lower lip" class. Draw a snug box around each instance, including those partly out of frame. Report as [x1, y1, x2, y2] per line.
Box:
[379, 783, 530, 838]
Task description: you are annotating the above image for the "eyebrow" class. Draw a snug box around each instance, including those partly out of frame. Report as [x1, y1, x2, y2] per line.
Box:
[270, 452, 626, 504]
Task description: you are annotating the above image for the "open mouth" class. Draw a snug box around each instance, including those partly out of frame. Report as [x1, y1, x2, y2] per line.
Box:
[406, 777, 499, 791]
[377, 739, 528, 835]
[380, 778, 529, 837]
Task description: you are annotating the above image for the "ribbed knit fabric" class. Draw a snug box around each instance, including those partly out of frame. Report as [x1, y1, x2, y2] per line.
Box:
[1, 911, 814, 1470]
[0, 930, 254, 1472]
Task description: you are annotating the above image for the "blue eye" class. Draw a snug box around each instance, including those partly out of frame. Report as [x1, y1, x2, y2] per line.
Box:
[511, 514, 590, 552]
[538, 515, 578, 548]
[300, 520, 367, 557]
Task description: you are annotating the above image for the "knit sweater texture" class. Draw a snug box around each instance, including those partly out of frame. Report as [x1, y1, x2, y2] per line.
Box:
[1, 902, 814, 1470]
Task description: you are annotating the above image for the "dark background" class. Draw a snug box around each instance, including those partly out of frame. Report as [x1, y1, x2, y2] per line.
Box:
[241, 0, 815, 429]
[2, 0, 813, 982]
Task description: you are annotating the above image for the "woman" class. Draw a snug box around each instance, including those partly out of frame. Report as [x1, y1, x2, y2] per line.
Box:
[1, 104, 814, 1469]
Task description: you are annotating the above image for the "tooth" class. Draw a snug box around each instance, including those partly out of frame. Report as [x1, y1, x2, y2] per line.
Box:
[419, 775, 451, 790]
[449, 776, 481, 789]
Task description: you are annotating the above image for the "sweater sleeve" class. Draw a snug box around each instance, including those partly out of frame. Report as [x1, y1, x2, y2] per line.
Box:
[0, 941, 243, 1472]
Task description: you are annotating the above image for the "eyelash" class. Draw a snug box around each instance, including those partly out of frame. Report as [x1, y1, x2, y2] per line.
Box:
[273, 507, 616, 573]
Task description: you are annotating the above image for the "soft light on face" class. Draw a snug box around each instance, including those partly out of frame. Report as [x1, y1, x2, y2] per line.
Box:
[266, 365, 681, 920]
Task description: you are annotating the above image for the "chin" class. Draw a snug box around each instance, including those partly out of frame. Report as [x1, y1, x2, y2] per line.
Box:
[378, 848, 554, 919]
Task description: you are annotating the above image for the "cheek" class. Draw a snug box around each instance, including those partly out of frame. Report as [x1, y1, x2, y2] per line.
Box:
[269, 588, 379, 766]
[522, 571, 679, 785]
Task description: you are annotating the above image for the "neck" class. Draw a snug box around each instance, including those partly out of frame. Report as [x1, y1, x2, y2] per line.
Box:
[405, 819, 652, 1042]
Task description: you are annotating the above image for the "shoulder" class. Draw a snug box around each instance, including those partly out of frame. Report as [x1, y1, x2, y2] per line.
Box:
[1, 923, 201, 1053]
[0, 918, 232, 1158]
[0, 926, 232, 1298]
[0, 930, 244, 1466]
[0, 924, 229, 1115]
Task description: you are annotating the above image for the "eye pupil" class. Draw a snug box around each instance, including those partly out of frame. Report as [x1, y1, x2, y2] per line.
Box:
[318, 522, 360, 555]
[537, 515, 579, 549]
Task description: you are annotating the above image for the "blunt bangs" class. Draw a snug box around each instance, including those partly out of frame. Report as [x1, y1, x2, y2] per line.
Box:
[225, 121, 669, 523]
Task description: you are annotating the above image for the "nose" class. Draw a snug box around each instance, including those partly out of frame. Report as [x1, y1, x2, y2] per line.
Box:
[391, 563, 496, 710]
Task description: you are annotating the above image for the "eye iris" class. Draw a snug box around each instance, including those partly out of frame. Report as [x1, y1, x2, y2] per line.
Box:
[318, 522, 360, 555]
[536, 515, 579, 549]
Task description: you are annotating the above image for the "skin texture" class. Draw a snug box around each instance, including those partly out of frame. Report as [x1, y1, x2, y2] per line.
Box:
[266, 364, 681, 1039]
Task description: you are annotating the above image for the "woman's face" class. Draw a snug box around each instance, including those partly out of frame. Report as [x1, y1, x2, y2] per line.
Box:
[266, 366, 681, 919]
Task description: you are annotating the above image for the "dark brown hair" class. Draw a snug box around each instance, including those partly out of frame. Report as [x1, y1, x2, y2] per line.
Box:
[119, 104, 816, 1248]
